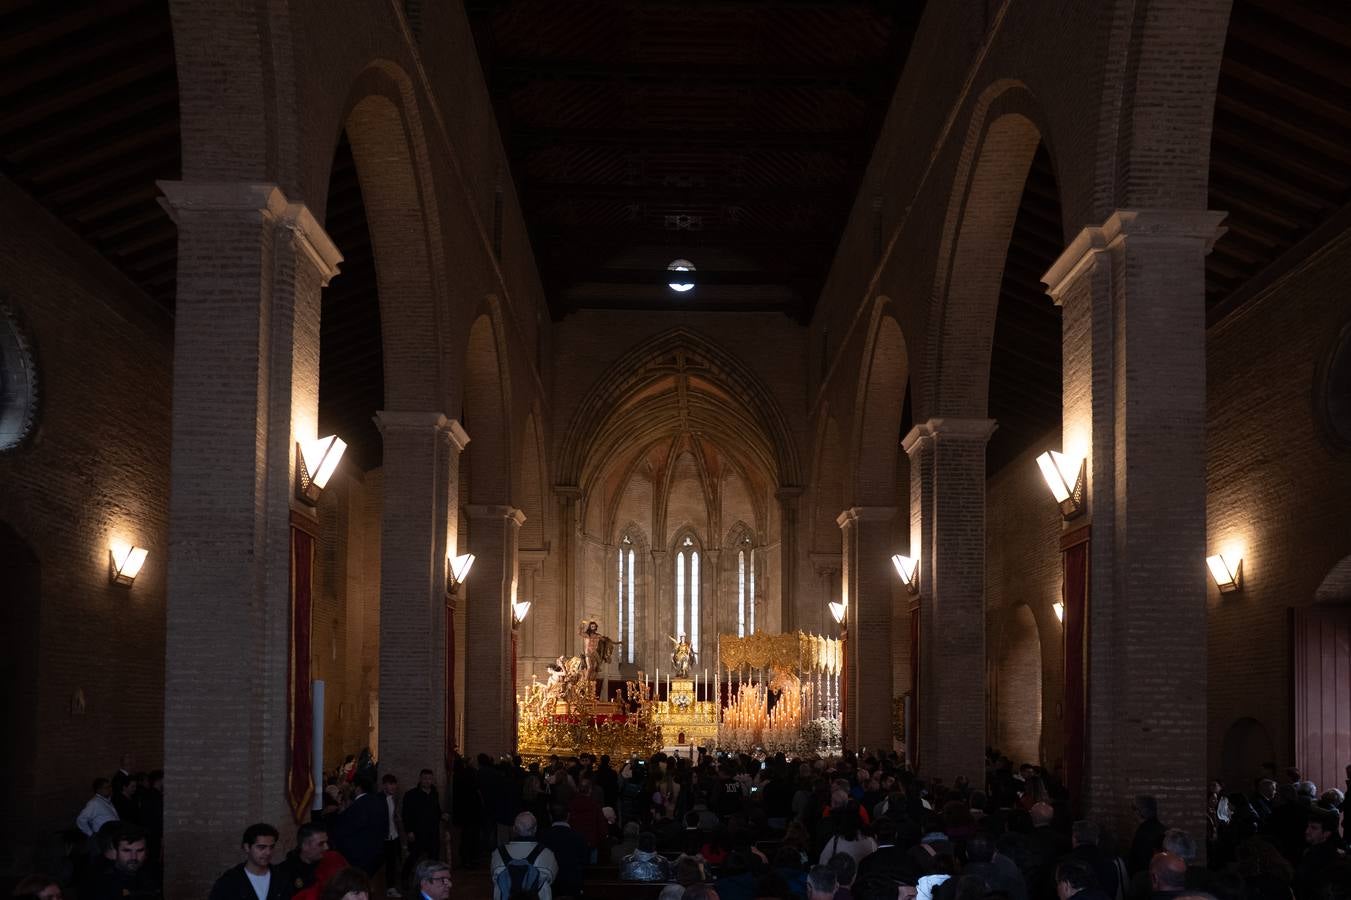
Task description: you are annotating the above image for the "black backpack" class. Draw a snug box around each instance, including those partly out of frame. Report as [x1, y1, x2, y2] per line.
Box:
[495, 844, 547, 900]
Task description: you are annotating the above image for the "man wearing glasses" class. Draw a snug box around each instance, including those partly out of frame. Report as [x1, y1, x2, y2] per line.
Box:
[413, 860, 451, 900]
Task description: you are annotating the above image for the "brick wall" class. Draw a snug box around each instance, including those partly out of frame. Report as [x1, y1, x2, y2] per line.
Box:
[984, 439, 1064, 767]
[1205, 229, 1351, 789]
[0, 179, 172, 842]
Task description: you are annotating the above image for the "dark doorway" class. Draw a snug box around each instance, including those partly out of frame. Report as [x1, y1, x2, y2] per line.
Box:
[0, 523, 40, 839]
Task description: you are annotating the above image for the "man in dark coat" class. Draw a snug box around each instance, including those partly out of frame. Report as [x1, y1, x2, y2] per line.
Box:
[89, 824, 161, 900]
[1295, 806, 1343, 900]
[275, 822, 331, 896]
[334, 775, 389, 876]
[540, 801, 590, 899]
[209, 823, 291, 900]
[1128, 796, 1167, 876]
[403, 768, 446, 866]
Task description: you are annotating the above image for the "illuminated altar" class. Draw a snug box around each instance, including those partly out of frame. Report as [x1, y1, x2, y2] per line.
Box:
[516, 630, 844, 759]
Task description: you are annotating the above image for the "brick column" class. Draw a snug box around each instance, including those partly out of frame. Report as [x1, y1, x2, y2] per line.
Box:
[904, 417, 995, 783]
[837, 506, 897, 751]
[462, 504, 524, 755]
[1044, 209, 1225, 843]
[158, 182, 340, 893]
[555, 486, 581, 654]
[375, 413, 466, 787]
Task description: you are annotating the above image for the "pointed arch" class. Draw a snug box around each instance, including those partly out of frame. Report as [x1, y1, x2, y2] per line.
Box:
[463, 311, 511, 504]
[670, 526, 706, 660]
[810, 410, 848, 552]
[922, 82, 1057, 420]
[558, 327, 802, 491]
[852, 301, 910, 501]
[615, 522, 650, 666]
[339, 63, 448, 412]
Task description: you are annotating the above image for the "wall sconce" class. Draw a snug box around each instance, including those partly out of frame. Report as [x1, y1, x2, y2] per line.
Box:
[891, 554, 919, 594]
[512, 601, 532, 627]
[828, 600, 847, 625]
[446, 553, 476, 595]
[1036, 450, 1086, 519]
[296, 435, 347, 505]
[110, 544, 149, 586]
[1052, 601, 1064, 623]
[1206, 554, 1243, 593]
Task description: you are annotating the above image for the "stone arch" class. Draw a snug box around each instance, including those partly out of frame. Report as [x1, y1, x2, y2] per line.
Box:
[557, 327, 802, 491]
[517, 410, 547, 549]
[852, 301, 909, 500]
[1220, 716, 1275, 791]
[810, 411, 848, 553]
[1107, 0, 1233, 210]
[168, 1, 294, 187]
[0, 522, 40, 835]
[993, 603, 1044, 766]
[338, 64, 447, 411]
[614, 522, 651, 669]
[723, 520, 759, 638]
[923, 82, 1055, 419]
[462, 311, 512, 504]
[669, 525, 707, 659]
[1316, 555, 1351, 603]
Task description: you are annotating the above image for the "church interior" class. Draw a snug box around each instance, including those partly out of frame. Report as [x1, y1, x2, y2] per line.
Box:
[1, 0, 1350, 894]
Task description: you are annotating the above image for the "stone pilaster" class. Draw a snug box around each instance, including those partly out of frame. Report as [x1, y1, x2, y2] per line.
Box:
[1044, 208, 1225, 843]
[462, 504, 525, 755]
[375, 413, 465, 787]
[158, 182, 340, 894]
[904, 417, 996, 783]
[837, 506, 897, 751]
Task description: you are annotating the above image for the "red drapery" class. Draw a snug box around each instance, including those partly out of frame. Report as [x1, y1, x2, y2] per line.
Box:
[1061, 527, 1090, 816]
[288, 521, 316, 822]
[446, 597, 457, 772]
[909, 606, 920, 768]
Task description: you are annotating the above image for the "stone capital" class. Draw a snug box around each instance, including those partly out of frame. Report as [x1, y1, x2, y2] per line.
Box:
[775, 486, 805, 504]
[809, 551, 842, 577]
[1042, 208, 1228, 303]
[446, 419, 470, 451]
[374, 410, 449, 435]
[464, 504, 526, 527]
[836, 506, 897, 528]
[518, 547, 549, 574]
[158, 181, 343, 284]
[902, 417, 997, 454]
[554, 484, 582, 501]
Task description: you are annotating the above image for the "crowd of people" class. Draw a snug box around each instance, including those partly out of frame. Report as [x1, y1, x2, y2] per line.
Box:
[8, 749, 1350, 900]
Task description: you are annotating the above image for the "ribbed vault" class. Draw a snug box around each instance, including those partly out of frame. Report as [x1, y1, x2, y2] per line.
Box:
[558, 328, 801, 496]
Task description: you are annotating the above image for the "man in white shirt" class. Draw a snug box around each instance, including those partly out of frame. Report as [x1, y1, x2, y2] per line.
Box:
[76, 778, 119, 836]
[208, 822, 289, 900]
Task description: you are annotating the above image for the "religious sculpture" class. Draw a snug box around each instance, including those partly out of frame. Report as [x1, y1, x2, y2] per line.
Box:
[578, 620, 615, 676]
[669, 633, 696, 677]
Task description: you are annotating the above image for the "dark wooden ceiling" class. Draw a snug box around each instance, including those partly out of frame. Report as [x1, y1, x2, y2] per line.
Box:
[0, 0, 180, 318]
[321, 133, 384, 473]
[465, 0, 927, 321]
[988, 145, 1063, 476]
[1204, 0, 1351, 323]
[0, 0, 1348, 476]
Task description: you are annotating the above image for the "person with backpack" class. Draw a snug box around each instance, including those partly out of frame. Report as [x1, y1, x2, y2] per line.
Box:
[490, 812, 559, 900]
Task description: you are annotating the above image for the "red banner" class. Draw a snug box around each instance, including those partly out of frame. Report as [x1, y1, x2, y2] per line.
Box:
[289, 523, 315, 822]
[1062, 529, 1090, 816]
